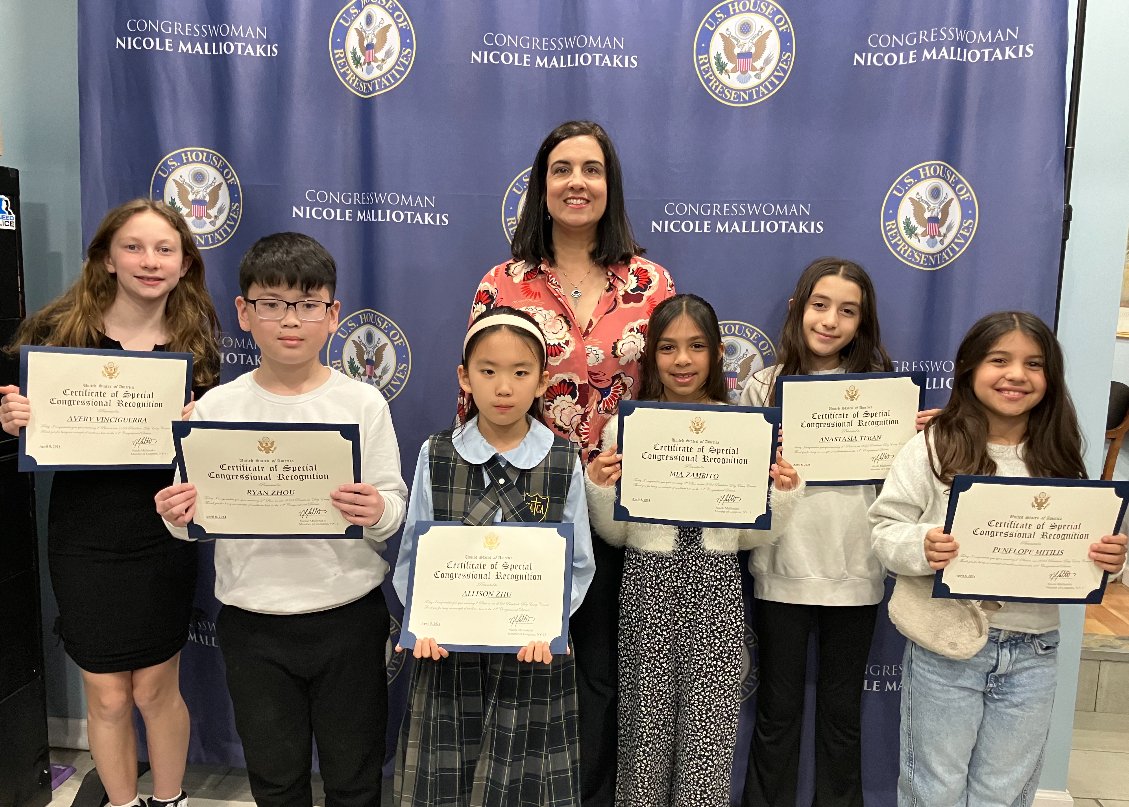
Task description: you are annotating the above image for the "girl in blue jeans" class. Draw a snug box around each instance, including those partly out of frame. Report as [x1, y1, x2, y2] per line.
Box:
[870, 311, 1127, 807]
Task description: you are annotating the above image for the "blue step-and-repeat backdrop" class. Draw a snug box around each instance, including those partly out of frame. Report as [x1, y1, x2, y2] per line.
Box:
[78, 2, 1066, 803]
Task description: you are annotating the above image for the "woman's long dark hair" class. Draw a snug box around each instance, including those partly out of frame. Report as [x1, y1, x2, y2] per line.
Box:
[510, 120, 643, 268]
[459, 306, 548, 425]
[638, 294, 726, 403]
[766, 256, 891, 404]
[925, 311, 1085, 485]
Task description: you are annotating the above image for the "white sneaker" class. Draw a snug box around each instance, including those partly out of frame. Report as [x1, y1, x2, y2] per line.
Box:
[147, 792, 188, 807]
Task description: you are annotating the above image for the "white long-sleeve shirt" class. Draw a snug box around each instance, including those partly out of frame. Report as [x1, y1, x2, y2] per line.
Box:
[166, 370, 407, 615]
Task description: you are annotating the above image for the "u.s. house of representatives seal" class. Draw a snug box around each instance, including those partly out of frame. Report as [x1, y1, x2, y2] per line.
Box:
[327, 309, 411, 401]
[740, 619, 760, 701]
[386, 613, 407, 683]
[330, 0, 416, 98]
[151, 148, 242, 249]
[881, 161, 978, 271]
[694, 0, 795, 107]
[721, 320, 777, 404]
[502, 167, 531, 243]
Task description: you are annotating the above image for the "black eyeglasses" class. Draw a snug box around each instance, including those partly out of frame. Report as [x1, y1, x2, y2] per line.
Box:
[245, 298, 333, 322]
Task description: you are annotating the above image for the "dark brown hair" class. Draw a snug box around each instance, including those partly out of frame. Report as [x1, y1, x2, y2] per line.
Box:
[767, 256, 891, 404]
[8, 198, 220, 387]
[460, 306, 548, 425]
[510, 120, 643, 268]
[638, 294, 726, 403]
[925, 311, 1085, 485]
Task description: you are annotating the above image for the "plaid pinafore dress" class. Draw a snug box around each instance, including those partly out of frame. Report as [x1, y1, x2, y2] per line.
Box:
[395, 430, 582, 807]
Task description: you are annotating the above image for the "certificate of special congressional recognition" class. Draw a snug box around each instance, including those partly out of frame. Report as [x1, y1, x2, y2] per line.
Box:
[614, 400, 777, 529]
[400, 523, 573, 654]
[934, 476, 1129, 604]
[775, 372, 923, 485]
[19, 345, 192, 471]
[172, 421, 362, 539]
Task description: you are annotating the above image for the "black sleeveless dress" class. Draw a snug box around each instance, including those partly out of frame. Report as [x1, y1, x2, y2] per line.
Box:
[46, 336, 198, 673]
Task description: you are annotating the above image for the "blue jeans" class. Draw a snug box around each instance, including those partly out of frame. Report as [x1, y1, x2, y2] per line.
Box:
[899, 628, 1059, 807]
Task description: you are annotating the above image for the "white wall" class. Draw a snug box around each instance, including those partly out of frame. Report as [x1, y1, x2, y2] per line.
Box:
[0, 0, 85, 720]
[1044, 0, 1129, 793]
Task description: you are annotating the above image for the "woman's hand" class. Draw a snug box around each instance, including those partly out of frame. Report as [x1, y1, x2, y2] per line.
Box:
[924, 526, 959, 569]
[1090, 533, 1128, 574]
[916, 408, 942, 431]
[0, 385, 30, 436]
[155, 482, 198, 526]
[586, 444, 622, 488]
[331, 483, 386, 527]
[517, 640, 556, 665]
[770, 451, 799, 491]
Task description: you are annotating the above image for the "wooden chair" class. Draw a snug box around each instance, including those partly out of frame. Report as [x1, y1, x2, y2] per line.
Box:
[1102, 380, 1129, 480]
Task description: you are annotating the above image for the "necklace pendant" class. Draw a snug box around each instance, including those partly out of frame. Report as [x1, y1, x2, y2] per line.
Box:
[570, 288, 582, 300]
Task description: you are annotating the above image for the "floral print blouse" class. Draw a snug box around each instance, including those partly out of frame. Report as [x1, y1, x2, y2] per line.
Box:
[464, 256, 676, 458]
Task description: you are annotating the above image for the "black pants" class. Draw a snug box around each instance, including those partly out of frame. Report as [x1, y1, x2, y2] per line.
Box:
[569, 534, 623, 807]
[216, 588, 390, 807]
[742, 599, 879, 807]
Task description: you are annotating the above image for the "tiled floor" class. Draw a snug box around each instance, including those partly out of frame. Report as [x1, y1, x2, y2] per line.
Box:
[47, 749, 261, 806]
[46, 719, 1129, 807]
[45, 750, 398, 806]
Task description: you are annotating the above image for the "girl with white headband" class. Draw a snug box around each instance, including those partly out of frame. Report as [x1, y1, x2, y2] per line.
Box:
[393, 305, 595, 807]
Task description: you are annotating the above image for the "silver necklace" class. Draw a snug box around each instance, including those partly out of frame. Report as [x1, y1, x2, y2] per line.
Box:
[556, 266, 594, 300]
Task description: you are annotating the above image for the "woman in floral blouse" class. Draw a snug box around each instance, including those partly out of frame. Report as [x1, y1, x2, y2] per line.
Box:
[464, 120, 675, 806]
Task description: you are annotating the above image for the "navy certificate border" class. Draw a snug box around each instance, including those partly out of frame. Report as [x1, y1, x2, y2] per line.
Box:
[933, 474, 1129, 604]
[172, 420, 363, 540]
[613, 399, 778, 530]
[18, 345, 193, 472]
[773, 371, 925, 487]
[400, 521, 574, 654]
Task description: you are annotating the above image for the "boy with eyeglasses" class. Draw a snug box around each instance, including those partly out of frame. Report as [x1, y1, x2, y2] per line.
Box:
[156, 232, 407, 807]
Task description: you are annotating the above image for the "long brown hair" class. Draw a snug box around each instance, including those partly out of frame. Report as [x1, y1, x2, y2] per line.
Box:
[510, 120, 643, 268]
[8, 199, 221, 387]
[767, 257, 891, 404]
[925, 311, 1085, 485]
[638, 294, 727, 403]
